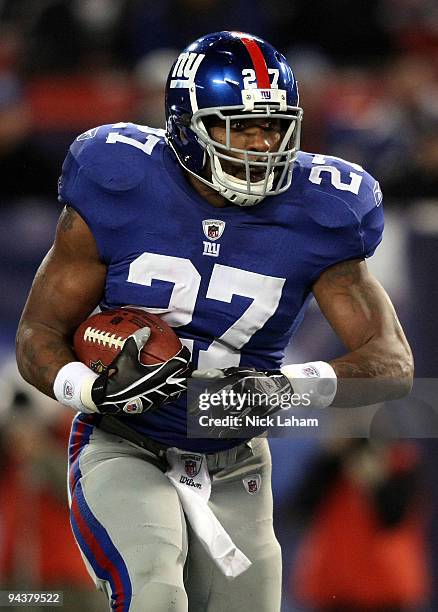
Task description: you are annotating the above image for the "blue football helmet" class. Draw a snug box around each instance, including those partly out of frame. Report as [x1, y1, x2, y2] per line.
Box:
[165, 31, 303, 206]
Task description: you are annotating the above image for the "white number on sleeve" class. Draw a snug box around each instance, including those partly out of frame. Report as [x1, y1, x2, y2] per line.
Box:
[106, 123, 165, 156]
[309, 154, 364, 195]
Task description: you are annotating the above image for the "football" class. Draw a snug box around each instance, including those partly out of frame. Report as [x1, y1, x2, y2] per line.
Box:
[73, 308, 182, 373]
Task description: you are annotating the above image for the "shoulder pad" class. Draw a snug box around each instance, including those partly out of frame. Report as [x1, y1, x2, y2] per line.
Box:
[295, 152, 384, 257]
[68, 123, 166, 192]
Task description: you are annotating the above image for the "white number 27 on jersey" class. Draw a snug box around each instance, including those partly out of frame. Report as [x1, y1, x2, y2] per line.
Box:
[128, 253, 285, 370]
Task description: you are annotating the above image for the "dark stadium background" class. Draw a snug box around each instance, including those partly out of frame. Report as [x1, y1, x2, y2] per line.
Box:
[0, 2, 437, 610]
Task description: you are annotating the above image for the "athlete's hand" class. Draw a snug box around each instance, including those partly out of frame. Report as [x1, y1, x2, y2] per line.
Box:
[190, 367, 294, 436]
[90, 328, 191, 414]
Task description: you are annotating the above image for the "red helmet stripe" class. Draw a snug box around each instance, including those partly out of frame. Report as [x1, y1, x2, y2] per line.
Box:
[239, 36, 271, 89]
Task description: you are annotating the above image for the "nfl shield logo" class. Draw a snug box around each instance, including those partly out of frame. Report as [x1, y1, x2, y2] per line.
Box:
[90, 359, 107, 374]
[208, 225, 219, 239]
[122, 398, 143, 414]
[302, 365, 320, 377]
[182, 454, 203, 477]
[243, 474, 261, 495]
[202, 219, 225, 242]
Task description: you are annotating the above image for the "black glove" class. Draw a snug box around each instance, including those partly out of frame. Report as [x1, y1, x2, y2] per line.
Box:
[91, 328, 191, 415]
[190, 366, 294, 437]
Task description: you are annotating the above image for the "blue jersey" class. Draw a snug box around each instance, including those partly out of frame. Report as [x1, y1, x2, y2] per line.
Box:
[58, 122, 384, 452]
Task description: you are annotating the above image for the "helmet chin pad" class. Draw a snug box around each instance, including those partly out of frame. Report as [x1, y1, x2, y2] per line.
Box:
[211, 156, 275, 207]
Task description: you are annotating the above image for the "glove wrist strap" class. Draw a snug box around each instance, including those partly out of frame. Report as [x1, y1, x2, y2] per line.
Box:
[53, 361, 99, 413]
[281, 361, 337, 408]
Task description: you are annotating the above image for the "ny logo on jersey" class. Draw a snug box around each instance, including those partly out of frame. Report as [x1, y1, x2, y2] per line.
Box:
[202, 219, 224, 257]
[170, 52, 205, 88]
[203, 241, 220, 257]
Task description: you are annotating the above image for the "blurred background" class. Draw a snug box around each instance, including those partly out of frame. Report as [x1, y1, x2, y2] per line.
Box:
[0, 1, 437, 610]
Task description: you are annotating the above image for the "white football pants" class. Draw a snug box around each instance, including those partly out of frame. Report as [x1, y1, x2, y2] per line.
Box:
[68, 415, 281, 612]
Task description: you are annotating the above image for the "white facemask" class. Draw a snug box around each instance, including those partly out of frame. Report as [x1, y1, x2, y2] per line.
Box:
[211, 156, 275, 207]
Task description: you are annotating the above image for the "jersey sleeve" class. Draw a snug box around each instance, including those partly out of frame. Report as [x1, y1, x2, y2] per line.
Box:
[57, 123, 164, 261]
[298, 155, 384, 283]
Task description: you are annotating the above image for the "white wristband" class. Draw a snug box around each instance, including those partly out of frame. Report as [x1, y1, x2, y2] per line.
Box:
[53, 361, 99, 413]
[281, 361, 337, 408]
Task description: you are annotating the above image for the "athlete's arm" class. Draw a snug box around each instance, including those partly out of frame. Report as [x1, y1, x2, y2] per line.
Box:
[312, 258, 414, 406]
[16, 206, 107, 398]
[16, 206, 191, 414]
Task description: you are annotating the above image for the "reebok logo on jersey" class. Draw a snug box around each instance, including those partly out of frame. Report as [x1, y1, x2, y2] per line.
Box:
[373, 181, 383, 207]
[77, 127, 99, 141]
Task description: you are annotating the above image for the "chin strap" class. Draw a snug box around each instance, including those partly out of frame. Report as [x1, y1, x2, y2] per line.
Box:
[211, 157, 274, 207]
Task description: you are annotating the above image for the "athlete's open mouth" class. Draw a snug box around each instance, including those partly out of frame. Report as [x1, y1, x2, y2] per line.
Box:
[226, 163, 267, 183]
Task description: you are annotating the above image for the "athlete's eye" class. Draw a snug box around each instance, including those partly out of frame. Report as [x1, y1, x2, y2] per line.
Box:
[229, 119, 282, 132]
[229, 120, 246, 131]
[262, 120, 282, 131]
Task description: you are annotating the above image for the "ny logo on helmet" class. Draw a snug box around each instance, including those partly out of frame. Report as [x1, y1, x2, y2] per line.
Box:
[170, 52, 205, 89]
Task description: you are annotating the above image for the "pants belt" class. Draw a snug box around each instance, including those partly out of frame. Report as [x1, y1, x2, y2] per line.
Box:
[97, 415, 252, 471]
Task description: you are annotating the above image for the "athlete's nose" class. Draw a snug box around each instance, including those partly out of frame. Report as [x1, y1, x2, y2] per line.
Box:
[245, 127, 271, 153]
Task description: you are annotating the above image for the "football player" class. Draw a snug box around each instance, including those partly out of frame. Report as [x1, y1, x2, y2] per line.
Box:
[16, 32, 413, 612]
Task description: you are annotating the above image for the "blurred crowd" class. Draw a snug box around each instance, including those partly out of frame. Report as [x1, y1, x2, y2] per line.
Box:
[0, 2, 437, 611]
[0, 360, 107, 610]
[0, 0, 437, 206]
